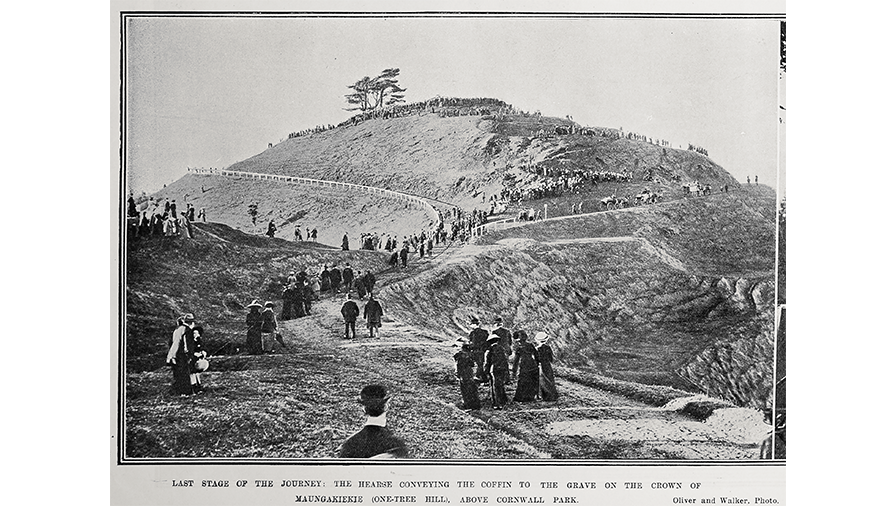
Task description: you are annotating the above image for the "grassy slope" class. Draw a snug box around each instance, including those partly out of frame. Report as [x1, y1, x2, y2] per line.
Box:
[125, 108, 779, 458]
[378, 190, 777, 407]
[151, 175, 434, 248]
[126, 222, 389, 372]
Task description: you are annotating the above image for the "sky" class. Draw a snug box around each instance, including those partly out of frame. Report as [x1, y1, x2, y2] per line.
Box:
[125, 14, 784, 195]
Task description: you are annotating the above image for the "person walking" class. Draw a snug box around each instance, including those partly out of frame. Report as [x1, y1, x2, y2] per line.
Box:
[453, 338, 481, 411]
[363, 293, 384, 338]
[166, 313, 206, 396]
[492, 317, 512, 355]
[342, 233, 350, 251]
[362, 271, 376, 294]
[511, 330, 539, 402]
[399, 244, 409, 268]
[342, 264, 355, 294]
[329, 265, 343, 297]
[319, 265, 331, 295]
[338, 385, 409, 458]
[261, 301, 278, 353]
[467, 317, 489, 382]
[266, 220, 277, 238]
[245, 300, 263, 355]
[341, 293, 360, 339]
[483, 333, 510, 409]
[535, 332, 558, 401]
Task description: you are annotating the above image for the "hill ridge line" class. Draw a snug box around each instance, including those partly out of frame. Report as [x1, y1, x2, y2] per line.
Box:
[186, 167, 445, 224]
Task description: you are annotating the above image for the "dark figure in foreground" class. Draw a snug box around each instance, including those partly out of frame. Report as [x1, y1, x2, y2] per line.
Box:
[484, 332, 510, 409]
[245, 300, 264, 355]
[512, 330, 539, 402]
[166, 313, 206, 396]
[338, 384, 409, 459]
[534, 332, 558, 401]
[453, 338, 481, 410]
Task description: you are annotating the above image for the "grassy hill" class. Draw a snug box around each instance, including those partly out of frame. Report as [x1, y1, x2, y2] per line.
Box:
[125, 102, 779, 458]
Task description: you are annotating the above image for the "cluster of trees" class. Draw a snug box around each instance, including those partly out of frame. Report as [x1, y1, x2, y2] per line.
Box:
[345, 68, 406, 112]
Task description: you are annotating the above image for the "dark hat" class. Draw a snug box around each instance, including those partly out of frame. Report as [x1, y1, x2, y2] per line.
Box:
[470, 316, 480, 325]
[182, 313, 195, 323]
[247, 300, 262, 309]
[264, 301, 274, 308]
[494, 316, 503, 324]
[359, 385, 390, 406]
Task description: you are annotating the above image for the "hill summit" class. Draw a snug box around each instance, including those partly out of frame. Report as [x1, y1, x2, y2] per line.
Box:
[128, 98, 779, 459]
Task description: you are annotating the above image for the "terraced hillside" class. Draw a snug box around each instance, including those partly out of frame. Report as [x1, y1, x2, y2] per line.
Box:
[378, 190, 777, 408]
[125, 102, 779, 459]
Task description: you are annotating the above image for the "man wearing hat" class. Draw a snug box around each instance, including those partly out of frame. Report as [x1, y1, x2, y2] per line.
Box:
[245, 300, 264, 354]
[166, 313, 205, 396]
[338, 385, 409, 458]
[492, 317, 512, 384]
[483, 331, 510, 409]
[363, 293, 384, 339]
[467, 317, 489, 382]
[340, 293, 360, 339]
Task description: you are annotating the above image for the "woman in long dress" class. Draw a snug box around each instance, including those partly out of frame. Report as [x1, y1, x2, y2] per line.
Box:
[453, 340, 481, 410]
[245, 300, 264, 354]
[166, 314, 204, 396]
[535, 332, 558, 402]
[512, 330, 540, 402]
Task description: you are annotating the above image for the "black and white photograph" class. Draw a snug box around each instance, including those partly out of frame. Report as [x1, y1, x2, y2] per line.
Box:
[118, 5, 785, 463]
[112, 2, 789, 502]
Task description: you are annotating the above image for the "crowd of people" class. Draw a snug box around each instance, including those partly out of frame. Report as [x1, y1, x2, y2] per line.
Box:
[687, 144, 710, 157]
[127, 194, 205, 240]
[453, 316, 558, 411]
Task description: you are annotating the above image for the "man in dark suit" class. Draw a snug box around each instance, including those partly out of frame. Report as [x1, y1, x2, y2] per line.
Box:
[338, 385, 409, 458]
[340, 293, 360, 339]
[468, 317, 489, 382]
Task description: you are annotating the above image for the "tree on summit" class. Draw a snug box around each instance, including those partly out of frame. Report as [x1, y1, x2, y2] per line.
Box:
[344, 68, 406, 112]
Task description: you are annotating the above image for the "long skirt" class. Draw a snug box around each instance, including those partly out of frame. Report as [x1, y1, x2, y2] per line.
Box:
[489, 371, 509, 408]
[459, 380, 481, 410]
[171, 361, 193, 395]
[513, 367, 539, 402]
[247, 330, 263, 355]
[539, 363, 558, 401]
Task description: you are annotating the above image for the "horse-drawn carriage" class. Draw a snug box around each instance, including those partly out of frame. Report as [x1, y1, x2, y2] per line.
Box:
[600, 195, 628, 210]
[635, 188, 661, 205]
